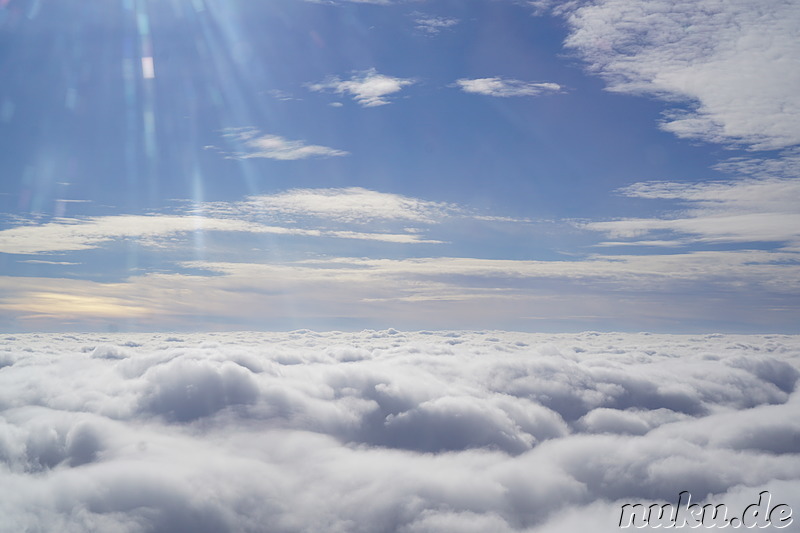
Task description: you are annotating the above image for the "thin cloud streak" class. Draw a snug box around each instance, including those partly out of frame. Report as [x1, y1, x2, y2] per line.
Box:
[214, 187, 463, 224]
[585, 178, 800, 247]
[456, 78, 562, 97]
[2, 250, 798, 330]
[215, 127, 348, 160]
[0, 213, 440, 255]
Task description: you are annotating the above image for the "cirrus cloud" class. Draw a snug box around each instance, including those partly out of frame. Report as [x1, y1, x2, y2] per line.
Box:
[214, 127, 348, 160]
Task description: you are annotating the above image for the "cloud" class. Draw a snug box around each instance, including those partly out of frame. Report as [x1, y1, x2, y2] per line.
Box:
[0, 187, 477, 255]
[0, 215, 275, 255]
[222, 187, 462, 224]
[0, 331, 798, 531]
[217, 127, 348, 160]
[455, 77, 562, 97]
[309, 69, 415, 107]
[19, 260, 81, 265]
[413, 14, 459, 34]
[561, 0, 800, 150]
[5, 245, 796, 330]
[0, 213, 445, 256]
[585, 177, 800, 248]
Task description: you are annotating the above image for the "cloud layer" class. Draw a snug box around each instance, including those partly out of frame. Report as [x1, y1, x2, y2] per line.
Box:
[0, 331, 798, 532]
[3, 249, 798, 331]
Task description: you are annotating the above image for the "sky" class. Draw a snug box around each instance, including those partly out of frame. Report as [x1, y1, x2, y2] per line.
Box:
[1, 0, 799, 332]
[1, 330, 798, 531]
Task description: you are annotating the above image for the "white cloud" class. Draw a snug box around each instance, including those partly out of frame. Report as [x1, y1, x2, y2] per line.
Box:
[414, 15, 459, 35]
[0, 186, 506, 255]
[585, 177, 800, 247]
[5, 247, 796, 330]
[455, 77, 562, 97]
[19, 260, 81, 265]
[562, 0, 800, 150]
[219, 127, 348, 160]
[0, 215, 271, 255]
[0, 331, 798, 531]
[226, 187, 461, 224]
[309, 69, 415, 107]
[0, 210, 443, 255]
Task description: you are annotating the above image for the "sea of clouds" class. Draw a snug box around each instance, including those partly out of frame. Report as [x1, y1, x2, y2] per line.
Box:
[1, 330, 798, 532]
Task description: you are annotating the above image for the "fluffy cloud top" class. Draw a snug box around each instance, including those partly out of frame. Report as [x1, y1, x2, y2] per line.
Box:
[456, 78, 562, 97]
[0, 331, 798, 532]
[309, 69, 416, 107]
[562, 0, 800, 150]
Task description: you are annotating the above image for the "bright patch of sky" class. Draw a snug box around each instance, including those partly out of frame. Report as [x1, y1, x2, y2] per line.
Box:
[0, 0, 798, 332]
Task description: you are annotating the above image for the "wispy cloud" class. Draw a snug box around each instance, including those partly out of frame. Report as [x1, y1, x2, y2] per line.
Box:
[0, 187, 518, 255]
[455, 77, 562, 97]
[217, 187, 462, 224]
[413, 14, 459, 35]
[0, 216, 302, 255]
[309, 69, 415, 107]
[561, 0, 800, 150]
[3, 248, 797, 329]
[19, 260, 81, 265]
[0, 212, 443, 256]
[585, 178, 800, 248]
[216, 127, 348, 160]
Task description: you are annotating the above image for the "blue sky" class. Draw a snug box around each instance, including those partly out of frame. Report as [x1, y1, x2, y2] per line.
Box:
[1, 0, 798, 332]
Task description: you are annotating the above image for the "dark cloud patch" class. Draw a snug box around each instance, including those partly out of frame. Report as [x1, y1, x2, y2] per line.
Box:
[141, 359, 260, 422]
[90, 344, 130, 360]
[726, 356, 799, 394]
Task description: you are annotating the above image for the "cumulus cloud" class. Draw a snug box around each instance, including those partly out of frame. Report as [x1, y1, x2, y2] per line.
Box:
[455, 77, 562, 97]
[216, 127, 348, 160]
[309, 69, 415, 107]
[561, 0, 800, 150]
[0, 331, 798, 531]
